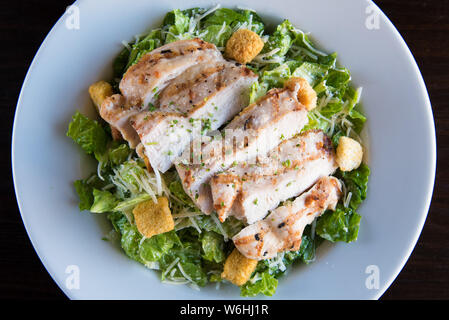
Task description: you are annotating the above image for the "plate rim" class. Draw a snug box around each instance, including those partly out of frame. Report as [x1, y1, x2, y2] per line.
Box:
[367, 0, 436, 299]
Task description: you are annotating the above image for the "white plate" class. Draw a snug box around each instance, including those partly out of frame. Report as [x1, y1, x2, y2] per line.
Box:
[12, 0, 436, 299]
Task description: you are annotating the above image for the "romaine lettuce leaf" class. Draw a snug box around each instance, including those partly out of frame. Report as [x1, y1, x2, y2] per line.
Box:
[159, 237, 208, 286]
[169, 180, 197, 208]
[338, 164, 370, 210]
[262, 20, 295, 57]
[163, 9, 192, 44]
[113, 30, 163, 80]
[178, 261, 208, 286]
[248, 81, 268, 104]
[323, 68, 351, 98]
[200, 231, 225, 263]
[316, 204, 361, 243]
[73, 180, 94, 211]
[317, 52, 337, 67]
[73, 174, 109, 211]
[108, 142, 131, 166]
[140, 231, 180, 262]
[331, 129, 345, 147]
[107, 211, 128, 234]
[108, 211, 208, 286]
[285, 59, 303, 73]
[113, 160, 149, 195]
[195, 215, 244, 238]
[113, 194, 151, 212]
[240, 271, 278, 297]
[292, 62, 329, 86]
[112, 47, 130, 85]
[203, 8, 264, 34]
[90, 189, 119, 213]
[126, 31, 162, 68]
[120, 222, 143, 262]
[163, 9, 190, 35]
[260, 63, 291, 88]
[298, 233, 317, 264]
[239, 9, 264, 34]
[67, 111, 108, 156]
[204, 8, 243, 26]
[202, 24, 233, 47]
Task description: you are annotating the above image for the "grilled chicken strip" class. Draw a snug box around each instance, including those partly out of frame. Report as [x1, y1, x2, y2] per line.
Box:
[233, 176, 341, 260]
[100, 94, 141, 147]
[211, 130, 338, 224]
[130, 61, 257, 172]
[176, 81, 309, 214]
[121, 38, 224, 107]
[99, 39, 224, 148]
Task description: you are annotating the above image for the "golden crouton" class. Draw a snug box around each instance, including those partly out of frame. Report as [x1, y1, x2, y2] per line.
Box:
[88, 81, 113, 111]
[336, 136, 363, 172]
[221, 248, 258, 286]
[225, 29, 264, 64]
[284, 77, 317, 111]
[132, 197, 174, 238]
[88, 81, 122, 141]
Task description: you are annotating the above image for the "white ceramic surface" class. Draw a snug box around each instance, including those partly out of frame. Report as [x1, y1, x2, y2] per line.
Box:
[12, 0, 436, 299]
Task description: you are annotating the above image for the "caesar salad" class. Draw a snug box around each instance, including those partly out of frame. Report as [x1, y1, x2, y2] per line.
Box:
[67, 5, 369, 297]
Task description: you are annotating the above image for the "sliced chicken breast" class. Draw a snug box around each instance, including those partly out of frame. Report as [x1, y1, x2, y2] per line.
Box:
[99, 39, 224, 148]
[120, 38, 224, 107]
[211, 130, 338, 224]
[100, 94, 141, 148]
[233, 176, 341, 260]
[130, 61, 258, 172]
[176, 82, 309, 214]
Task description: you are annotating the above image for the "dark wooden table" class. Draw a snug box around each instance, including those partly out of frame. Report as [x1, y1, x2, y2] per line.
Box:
[1, 0, 447, 300]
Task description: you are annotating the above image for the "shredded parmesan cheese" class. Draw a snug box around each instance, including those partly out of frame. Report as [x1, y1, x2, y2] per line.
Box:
[211, 213, 229, 241]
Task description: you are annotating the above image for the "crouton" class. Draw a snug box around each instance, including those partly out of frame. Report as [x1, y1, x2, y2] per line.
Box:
[221, 248, 258, 286]
[225, 29, 264, 64]
[88, 81, 122, 141]
[336, 136, 363, 172]
[132, 197, 174, 238]
[88, 81, 113, 111]
[284, 77, 317, 111]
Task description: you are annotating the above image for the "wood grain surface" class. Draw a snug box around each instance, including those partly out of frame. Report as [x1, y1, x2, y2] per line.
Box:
[1, 0, 447, 299]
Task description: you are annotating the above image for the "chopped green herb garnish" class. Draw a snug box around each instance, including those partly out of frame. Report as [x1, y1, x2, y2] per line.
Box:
[282, 159, 291, 167]
[148, 103, 156, 111]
